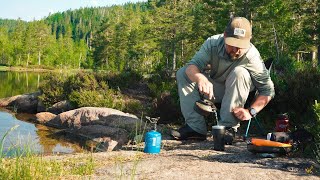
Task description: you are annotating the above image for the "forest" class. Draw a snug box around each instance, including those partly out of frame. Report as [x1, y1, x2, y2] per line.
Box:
[0, 0, 320, 160]
[0, 0, 319, 71]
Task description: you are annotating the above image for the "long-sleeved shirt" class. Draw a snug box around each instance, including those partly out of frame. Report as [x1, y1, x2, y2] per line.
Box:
[187, 34, 275, 97]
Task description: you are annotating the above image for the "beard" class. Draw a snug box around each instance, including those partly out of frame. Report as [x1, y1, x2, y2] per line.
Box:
[227, 52, 242, 60]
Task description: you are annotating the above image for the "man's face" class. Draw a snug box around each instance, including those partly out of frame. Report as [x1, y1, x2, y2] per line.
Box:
[225, 44, 248, 60]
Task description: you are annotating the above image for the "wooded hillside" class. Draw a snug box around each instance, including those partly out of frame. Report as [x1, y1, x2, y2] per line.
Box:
[0, 0, 319, 71]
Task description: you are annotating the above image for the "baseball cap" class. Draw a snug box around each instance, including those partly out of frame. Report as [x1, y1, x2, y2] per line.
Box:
[224, 17, 252, 49]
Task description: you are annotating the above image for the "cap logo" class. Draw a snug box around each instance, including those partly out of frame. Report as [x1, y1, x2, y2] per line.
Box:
[234, 28, 246, 37]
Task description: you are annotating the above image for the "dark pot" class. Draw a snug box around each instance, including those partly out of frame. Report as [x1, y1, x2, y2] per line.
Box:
[194, 99, 217, 116]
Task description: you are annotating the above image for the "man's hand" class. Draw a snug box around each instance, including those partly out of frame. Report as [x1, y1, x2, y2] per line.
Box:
[232, 107, 252, 121]
[197, 76, 214, 100]
[185, 65, 214, 100]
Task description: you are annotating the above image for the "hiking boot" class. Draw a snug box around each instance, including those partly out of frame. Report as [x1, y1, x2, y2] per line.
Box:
[225, 127, 236, 145]
[171, 124, 206, 141]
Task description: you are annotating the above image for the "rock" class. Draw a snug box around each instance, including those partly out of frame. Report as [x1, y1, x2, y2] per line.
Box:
[0, 92, 41, 113]
[47, 100, 75, 114]
[95, 114, 145, 133]
[37, 100, 46, 112]
[46, 107, 140, 131]
[34, 112, 57, 124]
[0, 95, 19, 107]
[69, 125, 129, 151]
[45, 107, 144, 151]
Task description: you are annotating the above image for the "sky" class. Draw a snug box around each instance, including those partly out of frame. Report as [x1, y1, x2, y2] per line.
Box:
[0, 0, 146, 22]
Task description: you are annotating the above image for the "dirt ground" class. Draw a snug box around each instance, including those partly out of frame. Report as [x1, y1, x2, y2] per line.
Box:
[54, 135, 319, 180]
[44, 82, 318, 179]
[91, 83, 316, 179]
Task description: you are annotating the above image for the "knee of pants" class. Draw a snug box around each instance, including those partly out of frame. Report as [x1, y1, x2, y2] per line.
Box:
[229, 66, 251, 81]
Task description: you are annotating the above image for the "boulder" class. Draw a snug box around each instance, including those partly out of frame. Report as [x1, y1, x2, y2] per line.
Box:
[34, 112, 57, 124]
[68, 125, 129, 151]
[47, 100, 75, 114]
[0, 95, 19, 107]
[37, 100, 46, 113]
[0, 92, 41, 113]
[46, 107, 140, 131]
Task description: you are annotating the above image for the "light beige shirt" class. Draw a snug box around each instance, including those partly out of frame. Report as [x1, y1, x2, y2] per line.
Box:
[187, 34, 275, 97]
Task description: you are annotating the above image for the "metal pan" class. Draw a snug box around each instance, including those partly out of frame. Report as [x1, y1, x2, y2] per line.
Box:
[247, 144, 292, 155]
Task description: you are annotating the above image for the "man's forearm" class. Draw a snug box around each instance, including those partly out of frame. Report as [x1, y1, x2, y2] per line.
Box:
[250, 95, 272, 113]
[186, 65, 205, 83]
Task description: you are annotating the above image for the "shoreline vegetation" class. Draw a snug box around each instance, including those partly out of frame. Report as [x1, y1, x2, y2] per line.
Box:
[0, 65, 92, 73]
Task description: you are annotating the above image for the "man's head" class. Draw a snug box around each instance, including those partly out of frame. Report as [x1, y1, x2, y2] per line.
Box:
[224, 17, 252, 60]
[225, 17, 252, 48]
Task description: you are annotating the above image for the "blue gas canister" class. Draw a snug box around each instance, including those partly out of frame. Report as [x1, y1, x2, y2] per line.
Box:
[144, 117, 161, 154]
[144, 130, 161, 154]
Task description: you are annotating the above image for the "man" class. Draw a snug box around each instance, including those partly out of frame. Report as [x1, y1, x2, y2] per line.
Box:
[171, 17, 275, 143]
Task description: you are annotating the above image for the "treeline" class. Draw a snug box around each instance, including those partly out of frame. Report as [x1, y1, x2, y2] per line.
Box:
[0, 0, 319, 72]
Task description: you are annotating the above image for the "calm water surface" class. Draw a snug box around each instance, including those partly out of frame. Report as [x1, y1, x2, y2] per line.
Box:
[0, 71, 84, 156]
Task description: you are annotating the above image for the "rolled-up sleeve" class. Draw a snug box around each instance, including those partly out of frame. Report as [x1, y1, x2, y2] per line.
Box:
[246, 56, 275, 98]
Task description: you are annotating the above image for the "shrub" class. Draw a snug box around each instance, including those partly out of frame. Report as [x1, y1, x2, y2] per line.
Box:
[106, 70, 143, 88]
[68, 89, 124, 110]
[271, 66, 320, 127]
[147, 72, 182, 124]
[123, 100, 145, 115]
[38, 74, 67, 107]
[39, 72, 126, 110]
[311, 100, 320, 163]
[64, 71, 100, 95]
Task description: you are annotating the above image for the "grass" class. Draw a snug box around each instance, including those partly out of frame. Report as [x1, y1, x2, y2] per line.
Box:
[0, 153, 96, 179]
[111, 153, 143, 179]
[0, 125, 96, 179]
[0, 123, 147, 179]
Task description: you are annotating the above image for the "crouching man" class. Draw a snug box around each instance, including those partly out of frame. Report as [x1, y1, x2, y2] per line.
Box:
[171, 17, 275, 144]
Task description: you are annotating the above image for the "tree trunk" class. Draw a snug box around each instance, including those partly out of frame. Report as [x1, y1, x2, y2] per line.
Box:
[78, 52, 82, 69]
[172, 42, 176, 71]
[273, 24, 280, 62]
[181, 40, 184, 64]
[312, 49, 317, 67]
[37, 74, 40, 88]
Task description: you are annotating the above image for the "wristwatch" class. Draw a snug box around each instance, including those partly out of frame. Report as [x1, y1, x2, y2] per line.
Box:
[249, 107, 257, 117]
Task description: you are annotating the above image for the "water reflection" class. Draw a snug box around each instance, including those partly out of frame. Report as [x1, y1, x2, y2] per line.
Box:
[0, 71, 40, 98]
[0, 108, 85, 156]
[0, 71, 86, 156]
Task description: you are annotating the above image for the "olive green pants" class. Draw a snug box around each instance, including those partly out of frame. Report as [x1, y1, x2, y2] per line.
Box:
[176, 66, 254, 135]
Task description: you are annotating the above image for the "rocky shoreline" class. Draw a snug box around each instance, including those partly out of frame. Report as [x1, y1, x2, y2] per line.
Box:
[1, 92, 320, 178]
[0, 92, 147, 151]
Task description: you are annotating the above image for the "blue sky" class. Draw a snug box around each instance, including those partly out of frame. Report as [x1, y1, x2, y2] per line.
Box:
[0, 0, 146, 21]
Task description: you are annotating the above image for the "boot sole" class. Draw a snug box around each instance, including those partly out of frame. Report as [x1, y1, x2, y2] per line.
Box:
[171, 135, 206, 141]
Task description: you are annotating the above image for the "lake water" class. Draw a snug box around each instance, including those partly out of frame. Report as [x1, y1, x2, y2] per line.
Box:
[0, 71, 84, 156]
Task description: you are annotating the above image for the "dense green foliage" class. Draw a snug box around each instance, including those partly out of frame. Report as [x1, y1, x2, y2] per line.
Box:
[0, 0, 319, 71]
[38, 71, 144, 114]
[270, 61, 320, 125]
